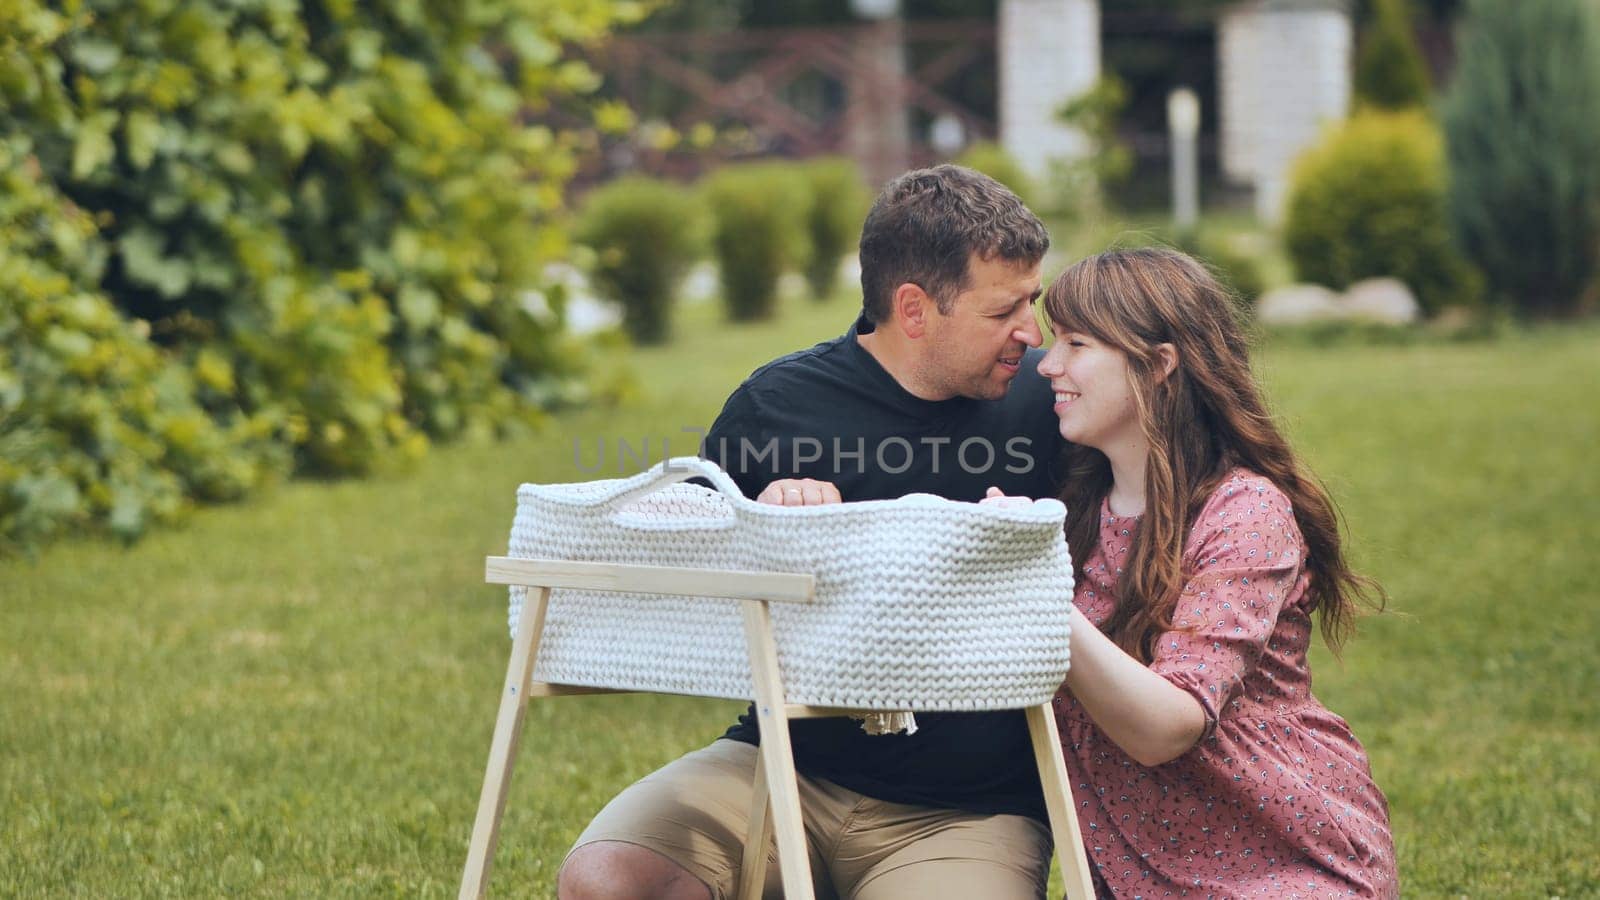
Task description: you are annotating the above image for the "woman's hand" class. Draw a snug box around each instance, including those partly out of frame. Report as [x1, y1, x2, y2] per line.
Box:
[980, 486, 1033, 510]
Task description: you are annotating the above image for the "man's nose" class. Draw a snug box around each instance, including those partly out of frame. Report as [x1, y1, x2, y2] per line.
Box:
[1012, 312, 1043, 348]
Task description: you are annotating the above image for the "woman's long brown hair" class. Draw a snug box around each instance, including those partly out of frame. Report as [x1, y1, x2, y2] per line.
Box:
[1044, 247, 1386, 662]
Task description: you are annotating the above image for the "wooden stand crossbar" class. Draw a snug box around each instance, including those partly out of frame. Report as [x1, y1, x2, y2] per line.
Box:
[460, 557, 1096, 899]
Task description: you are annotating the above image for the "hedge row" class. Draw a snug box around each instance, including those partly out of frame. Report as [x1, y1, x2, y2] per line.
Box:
[575, 157, 869, 343]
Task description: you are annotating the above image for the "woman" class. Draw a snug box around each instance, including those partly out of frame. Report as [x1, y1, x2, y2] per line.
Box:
[1004, 248, 1398, 897]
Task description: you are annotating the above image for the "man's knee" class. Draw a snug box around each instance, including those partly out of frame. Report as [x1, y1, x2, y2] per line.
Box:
[558, 841, 712, 900]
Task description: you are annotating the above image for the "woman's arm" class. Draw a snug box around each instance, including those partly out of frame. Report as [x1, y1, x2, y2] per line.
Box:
[1061, 606, 1207, 766]
[1059, 474, 1306, 767]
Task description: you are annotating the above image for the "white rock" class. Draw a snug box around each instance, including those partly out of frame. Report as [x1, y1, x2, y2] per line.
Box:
[1255, 284, 1345, 325]
[1343, 277, 1420, 324]
[537, 262, 621, 335]
[779, 271, 808, 301]
[680, 261, 719, 306]
[564, 294, 622, 335]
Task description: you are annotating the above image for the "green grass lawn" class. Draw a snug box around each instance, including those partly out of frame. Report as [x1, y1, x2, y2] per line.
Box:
[4, 287, 1597, 897]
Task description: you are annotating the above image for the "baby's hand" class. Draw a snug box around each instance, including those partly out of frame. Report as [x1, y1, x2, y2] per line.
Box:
[980, 486, 1033, 510]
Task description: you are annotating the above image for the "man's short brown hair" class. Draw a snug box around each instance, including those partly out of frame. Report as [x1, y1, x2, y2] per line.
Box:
[858, 164, 1049, 322]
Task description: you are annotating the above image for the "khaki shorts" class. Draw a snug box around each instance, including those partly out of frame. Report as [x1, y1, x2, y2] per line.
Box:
[568, 739, 1051, 900]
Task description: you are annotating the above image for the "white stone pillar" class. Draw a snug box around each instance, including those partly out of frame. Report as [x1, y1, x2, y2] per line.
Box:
[1218, 1, 1351, 224]
[846, 16, 911, 186]
[998, 0, 1101, 183]
[1217, 6, 1263, 187]
[1168, 88, 1202, 229]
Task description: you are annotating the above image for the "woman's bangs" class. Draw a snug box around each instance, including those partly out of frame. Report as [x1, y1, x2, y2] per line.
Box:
[1045, 264, 1130, 348]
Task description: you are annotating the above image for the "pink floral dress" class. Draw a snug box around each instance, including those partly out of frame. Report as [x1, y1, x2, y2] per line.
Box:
[1055, 471, 1398, 898]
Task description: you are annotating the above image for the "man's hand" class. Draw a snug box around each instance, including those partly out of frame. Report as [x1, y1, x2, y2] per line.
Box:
[980, 486, 1033, 510]
[757, 478, 842, 506]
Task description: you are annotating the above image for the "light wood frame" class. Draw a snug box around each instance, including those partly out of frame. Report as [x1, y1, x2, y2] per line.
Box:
[459, 557, 1095, 899]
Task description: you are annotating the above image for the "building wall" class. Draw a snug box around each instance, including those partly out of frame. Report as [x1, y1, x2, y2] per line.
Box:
[999, 0, 1101, 181]
[1219, 1, 1351, 223]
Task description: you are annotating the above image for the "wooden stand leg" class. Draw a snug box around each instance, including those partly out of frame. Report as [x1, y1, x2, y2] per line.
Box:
[460, 587, 552, 900]
[1026, 703, 1096, 900]
[735, 746, 774, 900]
[741, 601, 815, 900]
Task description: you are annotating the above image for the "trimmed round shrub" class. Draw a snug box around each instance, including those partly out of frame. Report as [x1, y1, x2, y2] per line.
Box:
[798, 158, 869, 301]
[576, 176, 706, 344]
[1284, 110, 1481, 316]
[954, 142, 1036, 212]
[1442, 0, 1600, 316]
[702, 163, 810, 322]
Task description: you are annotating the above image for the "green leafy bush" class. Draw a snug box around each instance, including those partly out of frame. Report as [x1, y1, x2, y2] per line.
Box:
[1442, 0, 1600, 317]
[798, 157, 868, 301]
[576, 176, 706, 344]
[1049, 76, 1132, 220]
[1354, 0, 1431, 111]
[954, 142, 1035, 211]
[0, 0, 641, 480]
[1112, 225, 1267, 320]
[1284, 110, 1480, 316]
[1169, 229, 1266, 316]
[1, 138, 279, 552]
[702, 163, 810, 321]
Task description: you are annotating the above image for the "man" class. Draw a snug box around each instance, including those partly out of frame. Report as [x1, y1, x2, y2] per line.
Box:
[559, 165, 1063, 900]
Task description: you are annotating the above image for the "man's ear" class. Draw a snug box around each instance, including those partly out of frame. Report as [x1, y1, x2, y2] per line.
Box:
[1155, 342, 1179, 382]
[894, 282, 932, 339]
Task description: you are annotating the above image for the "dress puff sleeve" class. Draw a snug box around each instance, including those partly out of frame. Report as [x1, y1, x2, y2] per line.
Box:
[1148, 474, 1306, 738]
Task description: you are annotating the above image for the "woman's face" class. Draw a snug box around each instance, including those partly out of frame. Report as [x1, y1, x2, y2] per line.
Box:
[1036, 322, 1143, 453]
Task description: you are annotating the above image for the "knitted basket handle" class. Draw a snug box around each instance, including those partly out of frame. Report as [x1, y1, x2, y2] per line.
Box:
[606, 456, 746, 512]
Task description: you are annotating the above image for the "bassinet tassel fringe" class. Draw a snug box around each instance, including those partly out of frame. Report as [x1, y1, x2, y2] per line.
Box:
[856, 711, 918, 735]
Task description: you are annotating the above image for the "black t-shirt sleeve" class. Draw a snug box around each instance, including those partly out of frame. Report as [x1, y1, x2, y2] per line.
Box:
[701, 383, 770, 500]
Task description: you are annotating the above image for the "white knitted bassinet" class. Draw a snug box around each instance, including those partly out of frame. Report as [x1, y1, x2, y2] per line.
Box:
[506, 457, 1073, 711]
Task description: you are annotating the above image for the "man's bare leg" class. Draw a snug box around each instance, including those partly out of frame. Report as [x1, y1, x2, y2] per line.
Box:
[558, 840, 712, 900]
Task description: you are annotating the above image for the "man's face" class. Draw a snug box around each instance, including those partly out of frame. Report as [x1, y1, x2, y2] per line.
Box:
[917, 254, 1044, 401]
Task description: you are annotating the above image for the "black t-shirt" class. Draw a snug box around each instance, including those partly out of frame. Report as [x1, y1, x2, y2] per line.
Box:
[702, 314, 1065, 821]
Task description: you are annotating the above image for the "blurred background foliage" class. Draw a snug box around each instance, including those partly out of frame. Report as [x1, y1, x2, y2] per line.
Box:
[6, 0, 1598, 557]
[575, 174, 707, 344]
[0, 0, 649, 552]
[1, 137, 277, 547]
[588, 0, 1522, 329]
[798, 156, 871, 301]
[954, 140, 1035, 210]
[1284, 110, 1481, 317]
[1441, 0, 1600, 318]
[700, 160, 812, 322]
[1353, 0, 1431, 112]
